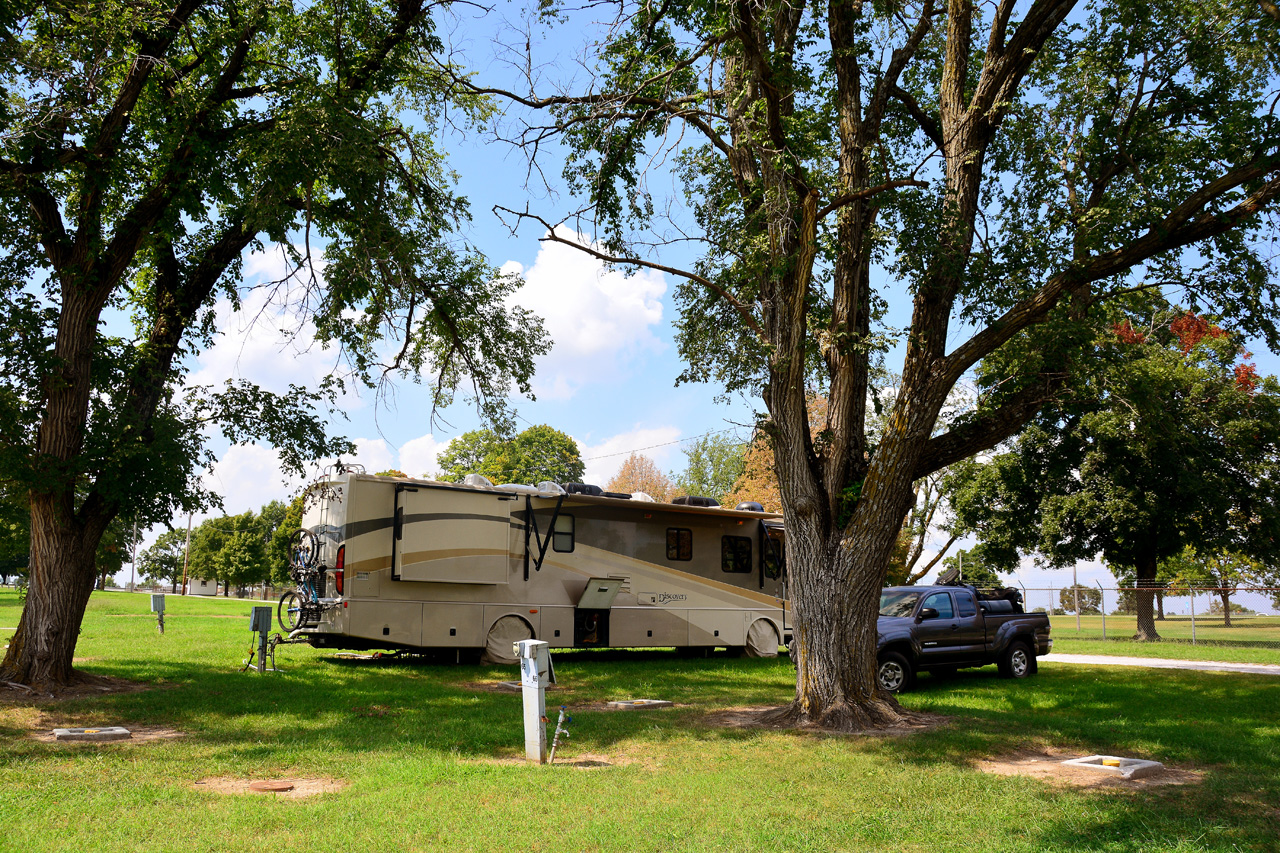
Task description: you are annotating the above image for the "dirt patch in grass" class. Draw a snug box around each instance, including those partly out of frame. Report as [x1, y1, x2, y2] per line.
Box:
[1, 672, 152, 704]
[703, 705, 951, 736]
[194, 776, 347, 797]
[462, 680, 570, 693]
[475, 751, 650, 770]
[28, 724, 186, 745]
[977, 747, 1202, 789]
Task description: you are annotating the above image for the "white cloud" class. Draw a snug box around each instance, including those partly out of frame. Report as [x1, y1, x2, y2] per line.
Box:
[186, 245, 361, 410]
[505, 230, 667, 401]
[399, 433, 446, 479]
[344, 437, 396, 474]
[577, 425, 683, 486]
[201, 443, 293, 518]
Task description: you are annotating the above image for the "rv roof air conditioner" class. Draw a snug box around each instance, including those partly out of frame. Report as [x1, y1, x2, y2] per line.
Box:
[672, 495, 721, 508]
[463, 473, 495, 488]
[629, 492, 656, 502]
[497, 483, 543, 495]
[735, 501, 766, 513]
[564, 483, 604, 496]
[536, 481, 566, 495]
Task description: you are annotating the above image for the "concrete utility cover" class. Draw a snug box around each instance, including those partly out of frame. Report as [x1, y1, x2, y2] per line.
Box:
[606, 699, 673, 710]
[1061, 755, 1165, 780]
[248, 780, 295, 792]
[53, 727, 132, 742]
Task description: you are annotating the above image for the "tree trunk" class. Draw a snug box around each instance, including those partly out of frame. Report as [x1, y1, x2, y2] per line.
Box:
[0, 496, 103, 688]
[1133, 553, 1161, 640]
[769, 394, 936, 729]
[1220, 590, 1232, 627]
[1156, 590, 1165, 621]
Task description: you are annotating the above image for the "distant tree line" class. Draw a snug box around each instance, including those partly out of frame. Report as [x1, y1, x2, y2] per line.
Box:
[138, 498, 302, 594]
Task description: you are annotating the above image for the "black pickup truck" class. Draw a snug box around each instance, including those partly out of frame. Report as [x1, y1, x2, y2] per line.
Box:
[875, 583, 1052, 693]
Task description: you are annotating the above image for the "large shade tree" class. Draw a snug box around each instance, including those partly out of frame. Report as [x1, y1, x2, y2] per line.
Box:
[469, 0, 1280, 726]
[946, 304, 1280, 639]
[0, 0, 547, 688]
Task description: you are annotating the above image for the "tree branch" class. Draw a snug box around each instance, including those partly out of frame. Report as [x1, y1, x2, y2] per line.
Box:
[943, 161, 1280, 384]
[495, 205, 767, 340]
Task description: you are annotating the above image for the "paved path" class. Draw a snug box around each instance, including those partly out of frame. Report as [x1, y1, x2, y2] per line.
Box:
[1044, 653, 1280, 676]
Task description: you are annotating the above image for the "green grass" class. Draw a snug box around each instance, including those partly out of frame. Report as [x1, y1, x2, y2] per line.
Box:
[2, 588, 1279, 852]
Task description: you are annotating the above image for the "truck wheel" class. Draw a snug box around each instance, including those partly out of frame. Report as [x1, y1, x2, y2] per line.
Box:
[999, 640, 1033, 679]
[877, 651, 914, 694]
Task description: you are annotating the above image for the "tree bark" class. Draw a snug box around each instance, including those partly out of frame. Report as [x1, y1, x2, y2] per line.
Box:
[0, 496, 103, 688]
[1132, 553, 1161, 640]
[1220, 590, 1233, 627]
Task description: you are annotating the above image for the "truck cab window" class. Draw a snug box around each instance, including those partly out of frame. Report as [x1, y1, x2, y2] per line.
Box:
[922, 592, 954, 619]
[956, 591, 977, 617]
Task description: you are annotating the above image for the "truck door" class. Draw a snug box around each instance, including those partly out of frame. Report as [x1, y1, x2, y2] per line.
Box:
[915, 591, 962, 664]
[950, 589, 986, 664]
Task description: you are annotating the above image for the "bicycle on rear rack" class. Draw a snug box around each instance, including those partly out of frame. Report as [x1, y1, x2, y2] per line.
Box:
[278, 528, 325, 632]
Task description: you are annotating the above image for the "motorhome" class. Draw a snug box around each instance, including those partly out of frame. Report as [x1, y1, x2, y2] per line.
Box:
[285, 470, 789, 663]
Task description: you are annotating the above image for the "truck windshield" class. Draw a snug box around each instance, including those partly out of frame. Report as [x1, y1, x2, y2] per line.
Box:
[879, 589, 922, 618]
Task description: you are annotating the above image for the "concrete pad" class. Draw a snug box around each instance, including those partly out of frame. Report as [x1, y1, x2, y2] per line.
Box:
[1061, 754, 1165, 780]
[606, 699, 673, 710]
[53, 727, 132, 742]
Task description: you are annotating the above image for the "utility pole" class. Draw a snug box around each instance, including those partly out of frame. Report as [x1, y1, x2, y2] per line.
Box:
[129, 519, 138, 592]
[1073, 563, 1081, 631]
[181, 512, 193, 595]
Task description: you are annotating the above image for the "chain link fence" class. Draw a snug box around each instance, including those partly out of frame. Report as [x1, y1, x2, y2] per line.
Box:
[1014, 585, 1280, 650]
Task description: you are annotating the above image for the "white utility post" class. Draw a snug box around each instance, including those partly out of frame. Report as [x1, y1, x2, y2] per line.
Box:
[514, 639, 550, 763]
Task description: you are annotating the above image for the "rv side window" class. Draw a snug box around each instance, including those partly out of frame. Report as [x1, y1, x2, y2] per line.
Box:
[721, 536, 752, 573]
[666, 528, 693, 561]
[552, 514, 575, 552]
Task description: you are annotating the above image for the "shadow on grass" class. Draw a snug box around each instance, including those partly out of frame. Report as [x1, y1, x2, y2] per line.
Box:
[1, 649, 801, 765]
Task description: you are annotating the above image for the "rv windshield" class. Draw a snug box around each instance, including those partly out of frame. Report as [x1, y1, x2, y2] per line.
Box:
[879, 589, 922, 618]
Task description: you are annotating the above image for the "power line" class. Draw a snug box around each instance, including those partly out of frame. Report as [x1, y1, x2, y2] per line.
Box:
[580, 426, 742, 462]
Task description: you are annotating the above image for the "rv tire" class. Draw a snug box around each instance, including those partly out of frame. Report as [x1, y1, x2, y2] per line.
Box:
[744, 618, 780, 658]
[481, 615, 533, 665]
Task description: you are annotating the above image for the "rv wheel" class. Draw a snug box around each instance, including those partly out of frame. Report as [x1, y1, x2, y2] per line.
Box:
[744, 619, 780, 658]
[481, 615, 533, 665]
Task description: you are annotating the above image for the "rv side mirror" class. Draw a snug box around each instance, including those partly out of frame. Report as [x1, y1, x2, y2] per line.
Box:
[917, 607, 939, 621]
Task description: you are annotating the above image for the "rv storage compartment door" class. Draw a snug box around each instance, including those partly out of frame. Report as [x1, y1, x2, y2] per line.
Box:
[395, 488, 511, 584]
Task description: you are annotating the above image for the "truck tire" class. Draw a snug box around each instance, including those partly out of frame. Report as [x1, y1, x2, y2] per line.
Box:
[877, 651, 914, 694]
[998, 640, 1033, 679]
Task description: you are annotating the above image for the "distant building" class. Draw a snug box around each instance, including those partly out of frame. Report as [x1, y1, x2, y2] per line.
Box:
[189, 578, 217, 596]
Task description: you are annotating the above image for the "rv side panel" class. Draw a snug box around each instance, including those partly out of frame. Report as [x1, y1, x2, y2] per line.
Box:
[396, 487, 513, 584]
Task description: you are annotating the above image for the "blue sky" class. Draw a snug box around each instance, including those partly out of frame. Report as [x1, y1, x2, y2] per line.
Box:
[122, 4, 1280, 612]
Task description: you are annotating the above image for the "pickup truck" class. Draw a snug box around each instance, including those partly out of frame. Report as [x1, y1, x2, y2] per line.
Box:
[875, 583, 1052, 693]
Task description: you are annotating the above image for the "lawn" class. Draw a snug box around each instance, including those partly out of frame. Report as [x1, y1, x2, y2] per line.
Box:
[1049, 614, 1280, 664]
[2, 588, 1278, 852]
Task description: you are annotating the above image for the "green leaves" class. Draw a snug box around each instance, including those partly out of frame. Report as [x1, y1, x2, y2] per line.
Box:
[951, 298, 1280, 577]
[434, 424, 585, 485]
